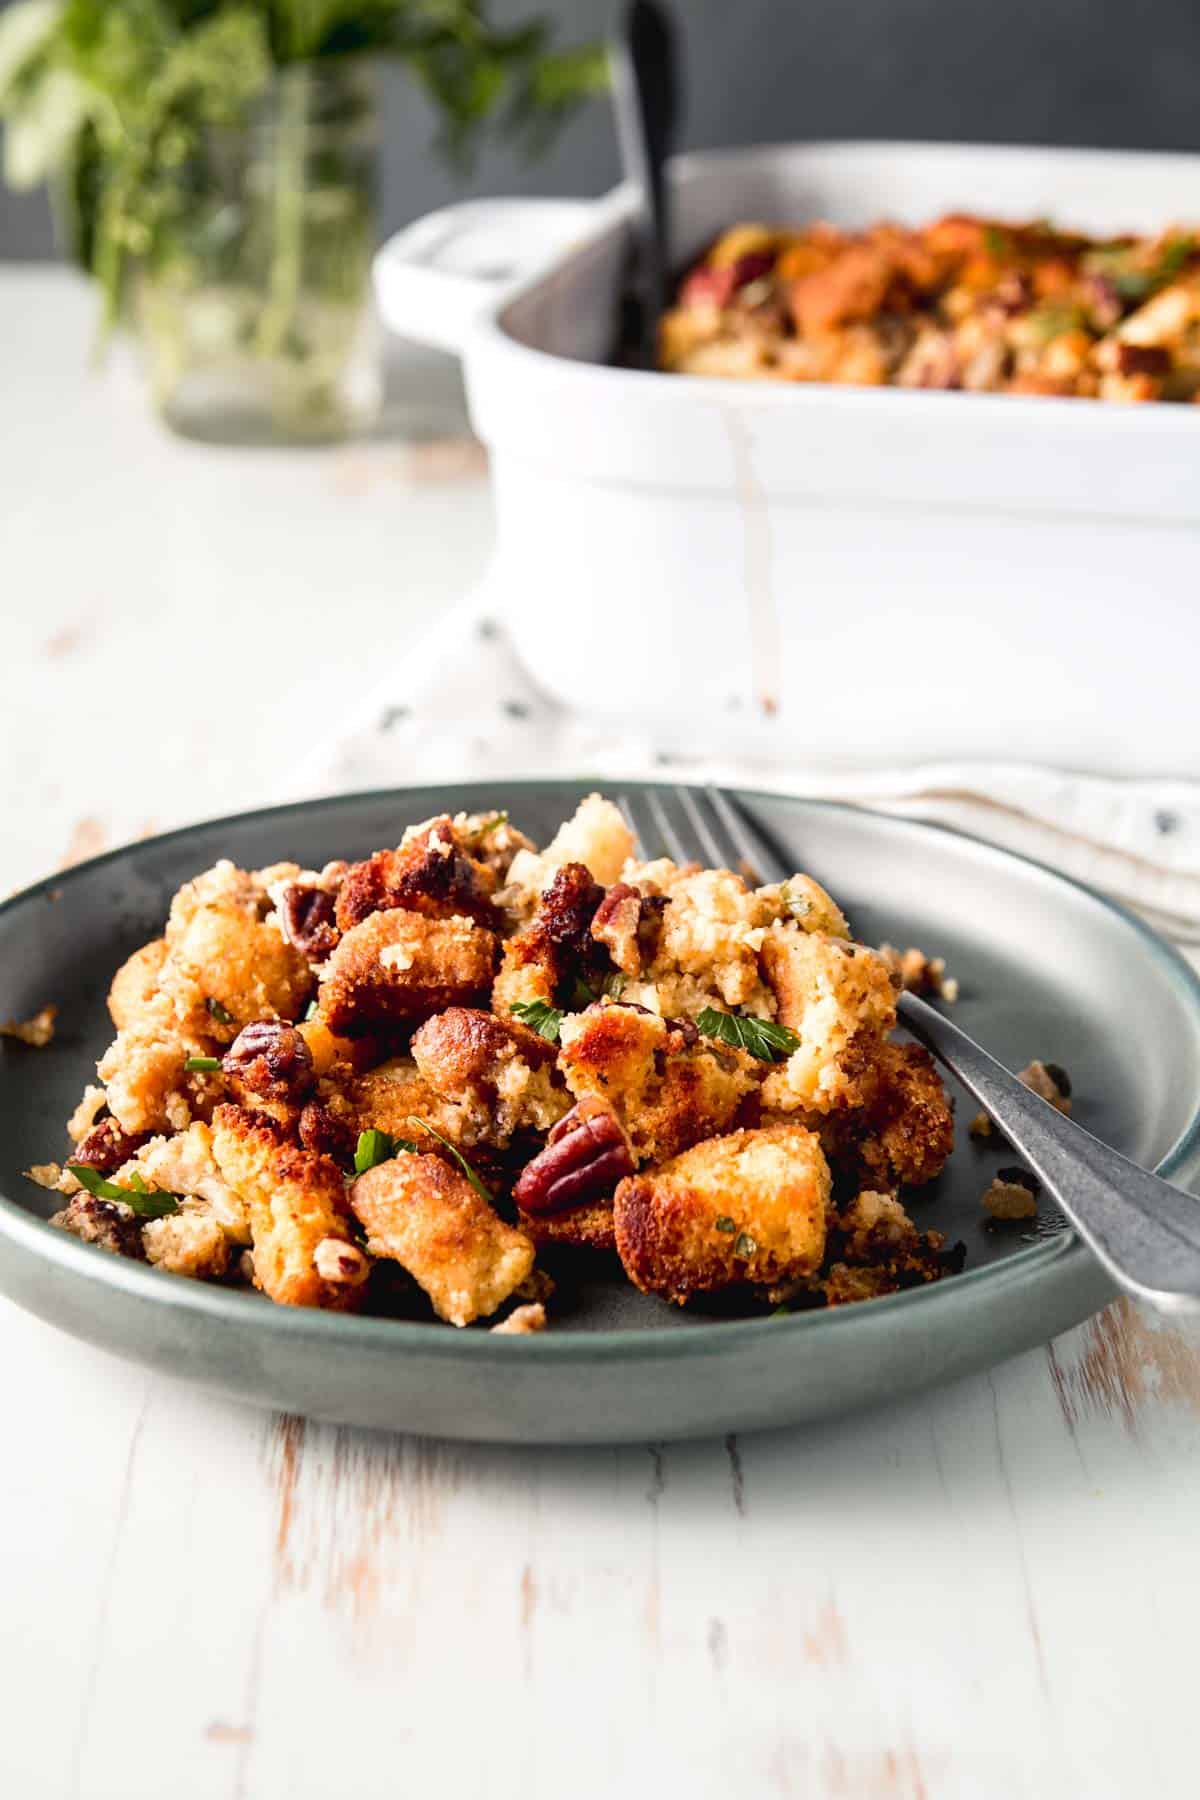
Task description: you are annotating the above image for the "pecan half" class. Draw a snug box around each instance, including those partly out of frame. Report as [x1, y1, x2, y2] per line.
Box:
[221, 1020, 314, 1103]
[281, 884, 341, 962]
[513, 1098, 634, 1215]
[72, 1117, 150, 1175]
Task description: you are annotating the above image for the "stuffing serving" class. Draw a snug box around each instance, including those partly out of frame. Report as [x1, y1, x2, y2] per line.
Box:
[658, 215, 1200, 401]
[32, 795, 965, 1328]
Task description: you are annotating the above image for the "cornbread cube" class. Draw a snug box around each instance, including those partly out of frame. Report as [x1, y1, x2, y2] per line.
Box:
[319, 908, 497, 1035]
[614, 1123, 830, 1303]
[351, 1152, 534, 1326]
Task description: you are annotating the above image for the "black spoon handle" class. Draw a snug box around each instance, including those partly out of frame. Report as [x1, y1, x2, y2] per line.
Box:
[609, 0, 680, 363]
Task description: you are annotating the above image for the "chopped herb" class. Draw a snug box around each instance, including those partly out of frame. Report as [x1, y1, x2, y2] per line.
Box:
[696, 1007, 801, 1063]
[409, 1117, 492, 1204]
[303, 1000, 320, 1022]
[68, 1164, 180, 1217]
[1156, 235, 1195, 282]
[714, 1215, 737, 1234]
[733, 1232, 758, 1258]
[510, 999, 564, 1043]
[771, 1303, 791, 1318]
[602, 972, 627, 999]
[485, 809, 509, 832]
[567, 975, 597, 1010]
[781, 883, 813, 920]
[983, 225, 1010, 256]
[1027, 303, 1085, 344]
[184, 1055, 222, 1073]
[352, 1128, 418, 1176]
[205, 998, 234, 1025]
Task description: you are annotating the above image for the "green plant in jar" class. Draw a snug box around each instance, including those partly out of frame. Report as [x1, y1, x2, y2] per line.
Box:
[0, 1, 608, 440]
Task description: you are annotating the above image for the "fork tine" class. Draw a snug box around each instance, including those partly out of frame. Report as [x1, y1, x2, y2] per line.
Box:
[620, 788, 690, 863]
[675, 785, 727, 869]
[703, 787, 791, 885]
[645, 788, 691, 863]
[618, 791, 654, 859]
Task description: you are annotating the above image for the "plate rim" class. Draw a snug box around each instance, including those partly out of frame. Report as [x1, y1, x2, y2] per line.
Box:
[3, 776, 1199, 1363]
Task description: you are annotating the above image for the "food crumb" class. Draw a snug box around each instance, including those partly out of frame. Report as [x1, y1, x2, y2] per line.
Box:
[25, 1162, 71, 1192]
[1, 1004, 57, 1047]
[970, 1058, 1072, 1141]
[491, 1302, 547, 1335]
[879, 944, 958, 1002]
[982, 1167, 1041, 1220]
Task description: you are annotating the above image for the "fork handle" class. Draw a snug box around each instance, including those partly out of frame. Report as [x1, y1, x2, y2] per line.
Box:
[898, 991, 1200, 1313]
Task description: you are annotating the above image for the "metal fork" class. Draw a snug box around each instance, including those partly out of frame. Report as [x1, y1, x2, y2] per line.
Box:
[620, 783, 1200, 1314]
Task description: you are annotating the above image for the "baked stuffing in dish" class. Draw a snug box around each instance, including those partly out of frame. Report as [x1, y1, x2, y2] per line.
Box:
[32, 796, 967, 1328]
[658, 216, 1200, 401]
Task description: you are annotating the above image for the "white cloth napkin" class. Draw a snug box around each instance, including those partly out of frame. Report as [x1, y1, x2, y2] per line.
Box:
[299, 593, 1200, 943]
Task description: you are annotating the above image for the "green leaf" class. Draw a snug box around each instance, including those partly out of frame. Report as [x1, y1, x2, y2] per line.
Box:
[733, 1231, 758, 1258]
[566, 975, 596, 1010]
[510, 999, 564, 1043]
[184, 1055, 222, 1072]
[696, 1008, 801, 1063]
[68, 1162, 180, 1216]
[303, 999, 319, 1021]
[205, 997, 234, 1025]
[409, 1116, 491, 1203]
[352, 1127, 418, 1175]
[714, 1216, 737, 1234]
[0, 1, 60, 102]
[601, 972, 626, 999]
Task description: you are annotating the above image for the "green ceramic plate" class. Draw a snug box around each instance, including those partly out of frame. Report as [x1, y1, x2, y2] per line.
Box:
[2, 781, 1199, 1444]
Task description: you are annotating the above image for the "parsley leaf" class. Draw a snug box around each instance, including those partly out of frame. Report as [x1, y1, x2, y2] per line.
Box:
[511, 999, 564, 1043]
[409, 1117, 492, 1204]
[352, 1128, 418, 1176]
[733, 1231, 758, 1258]
[714, 1216, 737, 1234]
[205, 997, 234, 1025]
[567, 975, 597, 1010]
[184, 1055, 222, 1073]
[68, 1164, 180, 1217]
[696, 1008, 801, 1063]
[602, 972, 627, 999]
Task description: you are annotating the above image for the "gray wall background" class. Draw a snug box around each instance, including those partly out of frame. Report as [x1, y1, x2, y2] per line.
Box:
[4, 0, 1200, 259]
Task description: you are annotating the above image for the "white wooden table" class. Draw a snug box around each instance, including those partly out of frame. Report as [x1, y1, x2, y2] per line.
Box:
[5, 270, 1200, 1800]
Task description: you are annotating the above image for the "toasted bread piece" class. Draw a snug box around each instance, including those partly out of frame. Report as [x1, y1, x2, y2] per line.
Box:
[411, 1007, 568, 1142]
[210, 1104, 362, 1310]
[614, 1123, 830, 1303]
[559, 1000, 761, 1164]
[829, 1038, 955, 1189]
[351, 1152, 534, 1326]
[319, 908, 497, 1036]
[517, 1197, 617, 1254]
[760, 926, 897, 1114]
[336, 815, 498, 932]
[108, 939, 167, 1030]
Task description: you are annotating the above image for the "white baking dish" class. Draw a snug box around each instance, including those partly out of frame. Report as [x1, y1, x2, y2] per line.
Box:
[376, 143, 1200, 774]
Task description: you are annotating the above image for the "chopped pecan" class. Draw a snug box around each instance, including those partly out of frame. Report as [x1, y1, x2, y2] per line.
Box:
[313, 1237, 371, 1287]
[513, 1097, 634, 1215]
[538, 863, 606, 960]
[1096, 341, 1171, 377]
[591, 883, 668, 976]
[298, 1100, 356, 1164]
[281, 885, 340, 962]
[72, 1117, 150, 1175]
[221, 1020, 314, 1103]
[51, 1194, 145, 1260]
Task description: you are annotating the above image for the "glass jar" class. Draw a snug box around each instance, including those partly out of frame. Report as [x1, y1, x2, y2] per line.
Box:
[136, 61, 381, 445]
